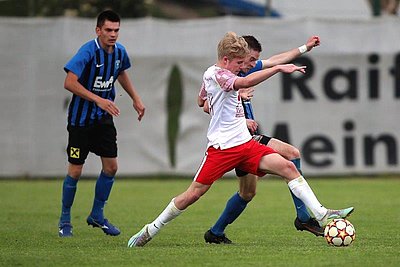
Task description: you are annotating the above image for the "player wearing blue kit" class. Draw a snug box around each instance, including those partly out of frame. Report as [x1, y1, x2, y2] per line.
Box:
[203, 35, 328, 244]
[58, 10, 145, 237]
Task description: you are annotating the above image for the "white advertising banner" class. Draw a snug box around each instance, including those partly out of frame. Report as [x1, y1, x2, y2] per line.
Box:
[0, 17, 399, 177]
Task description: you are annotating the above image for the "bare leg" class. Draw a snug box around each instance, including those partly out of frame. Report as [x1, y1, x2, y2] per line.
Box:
[147, 181, 211, 237]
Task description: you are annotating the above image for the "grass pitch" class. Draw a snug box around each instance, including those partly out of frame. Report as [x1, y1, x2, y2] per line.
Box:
[0, 177, 399, 266]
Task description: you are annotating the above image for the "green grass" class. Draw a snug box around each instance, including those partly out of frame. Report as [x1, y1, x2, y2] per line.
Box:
[0, 177, 399, 266]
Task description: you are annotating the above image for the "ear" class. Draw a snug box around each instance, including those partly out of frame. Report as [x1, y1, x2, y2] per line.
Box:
[222, 56, 230, 65]
[95, 26, 101, 36]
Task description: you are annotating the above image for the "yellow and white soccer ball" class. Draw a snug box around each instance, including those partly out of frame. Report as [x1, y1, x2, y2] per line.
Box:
[324, 218, 356, 246]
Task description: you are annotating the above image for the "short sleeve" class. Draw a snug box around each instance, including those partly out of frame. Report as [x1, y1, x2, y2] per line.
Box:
[119, 46, 131, 72]
[215, 69, 238, 91]
[64, 45, 92, 77]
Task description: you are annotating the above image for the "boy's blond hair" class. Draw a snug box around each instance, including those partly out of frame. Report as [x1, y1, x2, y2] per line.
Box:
[217, 31, 249, 60]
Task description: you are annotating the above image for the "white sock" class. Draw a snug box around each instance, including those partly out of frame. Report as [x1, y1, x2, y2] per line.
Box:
[288, 176, 327, 220]
[147, 198, 183, 237]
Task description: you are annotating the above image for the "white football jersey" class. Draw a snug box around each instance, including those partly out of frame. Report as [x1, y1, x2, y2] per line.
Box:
[200, 65, 251, 149]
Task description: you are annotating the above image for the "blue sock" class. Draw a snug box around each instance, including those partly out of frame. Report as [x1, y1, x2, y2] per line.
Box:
[291, 158, 302, 175]
[90, 171, 114, 222]
[290, 158, 312, 222]
[211, 192, 248, 236]
[60, 175, 78, 223]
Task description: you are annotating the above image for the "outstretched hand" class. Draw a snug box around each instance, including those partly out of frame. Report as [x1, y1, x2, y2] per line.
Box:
[239, 87, 255, 101]
[279, 64, 307, 74]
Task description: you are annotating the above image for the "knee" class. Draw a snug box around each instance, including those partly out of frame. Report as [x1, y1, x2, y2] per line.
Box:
[288, 147, 301, 160]
[68, 164, 83, 179]
[281, 160, 300, 178]
[102, 163, 118, 177]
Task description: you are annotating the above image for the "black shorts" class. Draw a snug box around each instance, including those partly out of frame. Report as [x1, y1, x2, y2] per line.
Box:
[235, 134, 271, 177]
[66, 117, 117, 165]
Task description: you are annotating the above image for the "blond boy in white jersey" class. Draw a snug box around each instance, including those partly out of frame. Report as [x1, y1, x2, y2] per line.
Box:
[127, 32, 354, 247]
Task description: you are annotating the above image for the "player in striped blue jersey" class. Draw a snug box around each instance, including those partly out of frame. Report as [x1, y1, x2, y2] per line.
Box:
[58, 10, 145, 237]
[202, 35, 325, 244]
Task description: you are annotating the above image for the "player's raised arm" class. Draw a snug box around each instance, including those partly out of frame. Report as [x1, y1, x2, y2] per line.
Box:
[234, 64, 306, 90]
[262, 36, 320, 68]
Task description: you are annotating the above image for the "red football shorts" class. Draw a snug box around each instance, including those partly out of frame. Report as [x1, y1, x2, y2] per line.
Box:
[193, 139, 277, 185]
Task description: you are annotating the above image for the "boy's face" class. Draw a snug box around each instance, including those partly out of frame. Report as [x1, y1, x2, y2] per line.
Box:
[96, 20, 120, 48]
[241, 49, 260, 73]
[223, 56, 246, 75]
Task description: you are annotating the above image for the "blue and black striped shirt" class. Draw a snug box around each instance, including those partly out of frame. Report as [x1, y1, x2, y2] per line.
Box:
[239, 60, 263, 134]
[64, 38, 131, 126]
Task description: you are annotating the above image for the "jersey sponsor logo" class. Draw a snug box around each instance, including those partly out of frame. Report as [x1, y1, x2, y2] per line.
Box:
[70, 147, 80, 158]
[93, 76, 114, 91]
[235, 103, 245, 118]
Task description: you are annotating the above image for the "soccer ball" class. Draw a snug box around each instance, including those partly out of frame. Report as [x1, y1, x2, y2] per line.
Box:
[324, 219, 356, 246]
